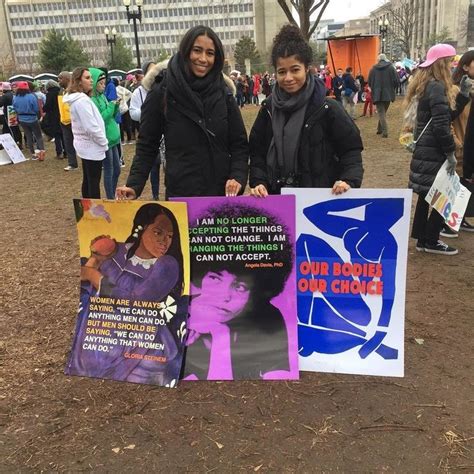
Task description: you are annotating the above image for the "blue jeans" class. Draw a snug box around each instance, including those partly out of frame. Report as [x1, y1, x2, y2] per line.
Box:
[103, 145, 121, 199]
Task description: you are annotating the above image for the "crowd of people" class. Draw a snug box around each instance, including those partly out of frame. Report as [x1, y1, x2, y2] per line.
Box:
[1, 23, 473, 256]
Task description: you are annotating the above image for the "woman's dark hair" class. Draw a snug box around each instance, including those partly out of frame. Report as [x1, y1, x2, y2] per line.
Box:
[190, 203, 293, 303]
[125, 203, 184, 296]
[179, 25, 225, 73]
[271, 24, 313, 68]
[453, 50, 474, 85]
[15, 88, 28, 96]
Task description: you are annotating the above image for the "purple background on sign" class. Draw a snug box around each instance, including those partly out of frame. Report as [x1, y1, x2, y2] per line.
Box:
[174, 195, 298, 380]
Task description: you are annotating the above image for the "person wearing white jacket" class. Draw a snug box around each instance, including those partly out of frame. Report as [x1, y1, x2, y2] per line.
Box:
[63, 67, 108, 198]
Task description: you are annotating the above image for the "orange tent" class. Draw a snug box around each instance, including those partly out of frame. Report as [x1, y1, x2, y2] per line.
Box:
[326, 35, 380, 78]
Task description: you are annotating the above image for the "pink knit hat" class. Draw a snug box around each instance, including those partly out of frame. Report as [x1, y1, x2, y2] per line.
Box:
[1, 82, 12, 90]
[419, 44, 456, 68]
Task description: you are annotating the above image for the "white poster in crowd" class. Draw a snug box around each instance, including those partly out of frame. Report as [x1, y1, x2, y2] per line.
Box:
[425, 161, 471, 232]
[282, 188, 412, 377]
[0, 133, 27, 165]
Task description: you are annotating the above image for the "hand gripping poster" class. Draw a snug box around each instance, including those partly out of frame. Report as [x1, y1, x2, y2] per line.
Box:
[65, 200, 190, 387]
[174, 195, 298, 381]
[282, 189, 412, 377]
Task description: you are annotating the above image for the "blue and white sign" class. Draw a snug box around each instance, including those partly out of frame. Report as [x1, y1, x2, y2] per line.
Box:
[282, 189, 412, 377]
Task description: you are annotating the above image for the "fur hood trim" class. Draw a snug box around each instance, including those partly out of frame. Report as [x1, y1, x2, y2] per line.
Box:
[142, 57, 236, 95]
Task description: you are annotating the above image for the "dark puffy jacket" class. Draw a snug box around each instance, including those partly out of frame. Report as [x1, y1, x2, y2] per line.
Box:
[126, 72, 249, 198]
[368, 61, 399, 102]
[249, 92, 364, 192]
[0, 91, 13, 118]
[42, 86, 61, 136]
[409, 80, 469, 194]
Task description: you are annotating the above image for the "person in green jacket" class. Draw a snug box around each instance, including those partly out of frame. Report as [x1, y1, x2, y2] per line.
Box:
[90, 68, 121, 199]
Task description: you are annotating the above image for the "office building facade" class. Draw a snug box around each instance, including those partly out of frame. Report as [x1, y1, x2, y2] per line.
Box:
[3, 0, 287, 72]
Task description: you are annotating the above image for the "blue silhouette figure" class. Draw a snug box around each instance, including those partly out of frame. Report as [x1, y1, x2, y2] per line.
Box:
[297, 198, 404, 360]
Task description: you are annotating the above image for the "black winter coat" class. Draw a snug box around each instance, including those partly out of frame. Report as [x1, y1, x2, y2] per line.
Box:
[127, 73, 249, 198]
[42, 87, 61, 137]
[249, 92, 364, 192]
[409, 80, 469, 195]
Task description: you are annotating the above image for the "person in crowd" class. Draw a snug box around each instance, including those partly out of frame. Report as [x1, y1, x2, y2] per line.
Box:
[332, 68, 344, 102]
[252, 72, 261, 105]
[262, 72, 271, 97]
[116, 25, 248, 200]
[69, 202, 185, 385]
[89, 68, 121, 200]
[450, 50, 474, 233]
[58, 72, 78, 171]
[12, 81, 45, 161]
[0, 84, 5, 132]
[249, 25, 363, 197]
[129, 60, 162, 200]
[356, 70, 366, 102]
[129, 70, 144, 138]
[236, 76, 246, 108]
[31, 81, 46, 119]
[0, 82, 23, 148]
[323, 68, 333, 96]
[42, 80, 65, 159]
[246, 74, 253, 105]
[361, 83, 373, 117]
[368, 54, 400, 138]
[342, 67, 359, 120]
[406, 44, 472, 255]
[116, 78, 133, 145]
[63, 67, 108, 198]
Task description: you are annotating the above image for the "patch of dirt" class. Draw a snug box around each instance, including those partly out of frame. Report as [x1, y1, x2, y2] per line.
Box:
[0, 99, 473, 471]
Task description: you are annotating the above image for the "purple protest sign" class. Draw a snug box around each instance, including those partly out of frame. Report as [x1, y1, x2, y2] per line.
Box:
[173, 195, 298, 380]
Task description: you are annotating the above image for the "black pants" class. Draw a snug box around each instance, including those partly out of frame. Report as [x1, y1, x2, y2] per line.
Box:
[131, 119, 139, 139]
[81, 159, 102, 198]
[61, 123, 77, 167]
[411, 193, 445, 244]
[120, 112, 132, 142]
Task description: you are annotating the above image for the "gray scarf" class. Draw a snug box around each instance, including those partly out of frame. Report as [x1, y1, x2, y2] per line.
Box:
[267, 74, 315, 188]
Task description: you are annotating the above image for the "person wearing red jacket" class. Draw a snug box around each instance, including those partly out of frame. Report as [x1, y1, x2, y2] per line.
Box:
[362, 84, 373, 117]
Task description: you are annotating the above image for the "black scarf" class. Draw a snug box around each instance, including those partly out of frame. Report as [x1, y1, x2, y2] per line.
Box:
[166, 53, 225, 119]
[266, 74, 315, 188]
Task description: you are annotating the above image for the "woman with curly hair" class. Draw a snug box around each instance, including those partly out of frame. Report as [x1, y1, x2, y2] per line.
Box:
[249, 24, 364, 197]
[405, 44, 472, 255]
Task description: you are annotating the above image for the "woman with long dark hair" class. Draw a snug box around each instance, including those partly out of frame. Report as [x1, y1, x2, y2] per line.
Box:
[249, 25, 363, 197]
[116, 25, 248, 199]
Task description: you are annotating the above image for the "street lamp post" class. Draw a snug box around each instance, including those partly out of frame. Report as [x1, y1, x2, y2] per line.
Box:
[104, 27, 117, 66]
[123, 0, 142, 69]
[378, 18, 389, 54]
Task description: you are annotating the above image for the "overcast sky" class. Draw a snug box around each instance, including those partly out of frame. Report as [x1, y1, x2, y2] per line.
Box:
[321, 0, 387, 23]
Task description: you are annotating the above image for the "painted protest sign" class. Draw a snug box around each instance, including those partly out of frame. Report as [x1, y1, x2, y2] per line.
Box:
[175, 195, 298, 381]
[0, 133, 27, 165]
[425, 161, 471, 231]
[65, 199, 190, 387]
[282, 189, 412, 377]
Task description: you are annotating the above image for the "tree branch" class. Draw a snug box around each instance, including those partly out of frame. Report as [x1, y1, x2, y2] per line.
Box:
[277, 0, 298, 25]
[308, 0, 331, 39]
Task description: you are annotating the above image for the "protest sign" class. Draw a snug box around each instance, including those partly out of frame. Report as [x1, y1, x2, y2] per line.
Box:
[425, 161, 471, 231]
[65, 199, 190, 387]
[282, 189, 411, 377]
[0, 133, 27, 165]
[175, 195, 298, 381]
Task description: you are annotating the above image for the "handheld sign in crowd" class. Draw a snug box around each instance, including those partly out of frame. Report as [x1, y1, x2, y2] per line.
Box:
[425, 161, 472, 231]
[0, 133, 27, 165]
[65, 199, 190, 388]
[282, 189, 411, 378]
[175, 195, 298, 380]
[66, 191, 411, 386]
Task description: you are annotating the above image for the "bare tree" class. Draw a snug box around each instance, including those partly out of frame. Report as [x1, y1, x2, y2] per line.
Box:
[276, 0, 331, 41]
[386, 0, 417, 57]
